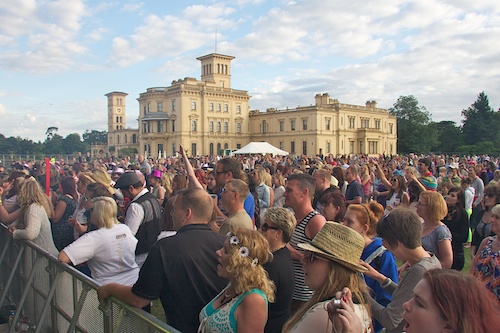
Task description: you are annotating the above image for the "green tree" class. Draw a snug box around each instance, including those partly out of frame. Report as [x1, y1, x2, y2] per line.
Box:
[45, 127, 59, 140]
[389, 95, 438, 153]
[63, 133, 86, 154]
[44, 134, 64, 154]
[83, 130, 107, 146]
[461, 92, 500, 146]
[433, 121, 463, 153]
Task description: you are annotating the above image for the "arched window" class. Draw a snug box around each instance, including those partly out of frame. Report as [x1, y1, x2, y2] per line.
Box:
[209, 143, 214, 156]
[117, 135, 120, 144]
[224, 122, 228, 132]
[262, 120, 267, 133]
[209, 121, 214, 132]
[124, 134, 127, 143]
[236, 123, 241, 133]
[217, 121, 221, 132]
[217, 143, 221, 155]
[132, 134, 137, 143]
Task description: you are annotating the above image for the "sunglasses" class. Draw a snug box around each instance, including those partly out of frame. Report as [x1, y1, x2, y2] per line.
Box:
[261, 223, 280, 232]
[390, 178, 397, 183]
[303, 251, 328, 263]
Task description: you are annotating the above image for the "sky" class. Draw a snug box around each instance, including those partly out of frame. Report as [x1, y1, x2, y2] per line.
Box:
[1, 0, 500, 142]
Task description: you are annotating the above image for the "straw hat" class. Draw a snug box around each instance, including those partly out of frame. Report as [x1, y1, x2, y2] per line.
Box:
[298, 222, 366, 272]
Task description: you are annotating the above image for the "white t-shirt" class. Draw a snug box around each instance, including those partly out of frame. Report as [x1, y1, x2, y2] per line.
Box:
[63, 224, 139, 286]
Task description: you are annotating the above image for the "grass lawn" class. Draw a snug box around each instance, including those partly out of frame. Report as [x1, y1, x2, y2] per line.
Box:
[150, 247, 475, 325]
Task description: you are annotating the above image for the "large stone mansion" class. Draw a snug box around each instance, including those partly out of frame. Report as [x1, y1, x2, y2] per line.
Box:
[105, 53, 397, 158]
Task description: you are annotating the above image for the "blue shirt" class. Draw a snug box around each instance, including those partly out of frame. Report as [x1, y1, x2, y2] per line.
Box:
[362, 237, 398, 333]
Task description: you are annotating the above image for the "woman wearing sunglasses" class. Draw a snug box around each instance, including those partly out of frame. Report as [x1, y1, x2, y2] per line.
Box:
[282, 222, 372, 333]
[470, 183, 500, 258]
[259, 207, 296, 333]
[372, 161, 409, 214]
[328, 269, 500, 333]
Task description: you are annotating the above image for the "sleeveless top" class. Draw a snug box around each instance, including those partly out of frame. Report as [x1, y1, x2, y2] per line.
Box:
[151, 186, 165, 200]
[198, 285, 268, 333]
[384, 192, 402, 214]
[472, 236, 500, 301]
[289, 210, 319, 301]
[51, 194, 77, 251]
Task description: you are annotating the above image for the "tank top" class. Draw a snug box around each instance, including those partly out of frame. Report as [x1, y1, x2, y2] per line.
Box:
[472, 236, 500, 300]
[289, 211, 319, 301]
[199, 286, 267, 333]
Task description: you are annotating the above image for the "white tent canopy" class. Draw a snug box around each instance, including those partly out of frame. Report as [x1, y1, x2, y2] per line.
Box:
[230, 142, 289, 156]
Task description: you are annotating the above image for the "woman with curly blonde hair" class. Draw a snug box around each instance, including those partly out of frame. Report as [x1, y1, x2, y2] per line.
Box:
[199, 228, 275, 333]
[6, 178, 58, 256]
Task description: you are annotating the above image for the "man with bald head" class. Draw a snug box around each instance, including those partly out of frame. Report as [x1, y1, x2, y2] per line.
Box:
[98, 187, 227, 333]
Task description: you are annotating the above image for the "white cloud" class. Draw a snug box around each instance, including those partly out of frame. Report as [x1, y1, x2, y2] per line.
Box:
[0, 0, 88, 73]
[121, 2, 145, 13]
[107, 4, 239, 66]
[87, 28, 108, 41]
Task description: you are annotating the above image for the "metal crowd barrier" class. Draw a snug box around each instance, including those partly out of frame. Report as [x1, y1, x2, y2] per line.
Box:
[0, 224, 180, 333]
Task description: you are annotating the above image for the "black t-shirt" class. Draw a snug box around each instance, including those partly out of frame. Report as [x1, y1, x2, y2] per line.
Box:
[345, 180, 363, 202]
[132, 224, 227, 333]
[263, 246, 294, 333]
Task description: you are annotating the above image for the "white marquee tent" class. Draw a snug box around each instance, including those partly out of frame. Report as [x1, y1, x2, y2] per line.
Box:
[230, 142, 289, 156]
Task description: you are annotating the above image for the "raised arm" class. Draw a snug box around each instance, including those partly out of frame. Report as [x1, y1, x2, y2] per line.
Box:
[179, 145, 203, 189]
[373, 161, 391, 188]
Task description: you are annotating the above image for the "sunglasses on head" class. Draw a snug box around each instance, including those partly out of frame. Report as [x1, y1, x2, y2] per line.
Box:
[261, 223, 280, 232]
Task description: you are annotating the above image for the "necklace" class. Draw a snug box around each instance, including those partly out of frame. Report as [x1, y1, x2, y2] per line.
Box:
[219, 290, 237, 308]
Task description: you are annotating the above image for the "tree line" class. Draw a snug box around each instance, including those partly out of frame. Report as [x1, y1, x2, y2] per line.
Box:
[0, 92, 498, 156]
[390, 91, 500, 155]
[0, 129, 107, 155]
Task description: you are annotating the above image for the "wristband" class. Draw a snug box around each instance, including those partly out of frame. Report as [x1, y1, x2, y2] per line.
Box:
[381, 278, 392, 288]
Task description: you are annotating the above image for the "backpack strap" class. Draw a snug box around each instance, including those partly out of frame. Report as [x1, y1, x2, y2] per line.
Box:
[364, 245, 386, 265]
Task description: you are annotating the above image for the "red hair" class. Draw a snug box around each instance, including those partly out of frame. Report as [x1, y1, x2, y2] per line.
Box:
[424, 269, 500, 333]
[194, 169, 205, 184]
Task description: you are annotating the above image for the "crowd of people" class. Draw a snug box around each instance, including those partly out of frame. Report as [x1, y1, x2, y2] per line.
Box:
[1, 151, 500, 333]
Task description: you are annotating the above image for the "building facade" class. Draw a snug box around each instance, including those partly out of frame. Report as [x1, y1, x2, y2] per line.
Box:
[249, 93, 397, 156]
[106, 53, 397, 158]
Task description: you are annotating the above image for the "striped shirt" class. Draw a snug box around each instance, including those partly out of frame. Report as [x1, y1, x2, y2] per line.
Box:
[289, 211, 319, 301]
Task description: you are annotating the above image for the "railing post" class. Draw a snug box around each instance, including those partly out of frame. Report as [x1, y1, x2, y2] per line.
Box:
[0, 243, 25, 309]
